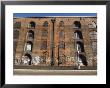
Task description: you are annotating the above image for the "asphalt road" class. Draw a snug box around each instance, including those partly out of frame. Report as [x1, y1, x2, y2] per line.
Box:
[14, 69, 97, 75]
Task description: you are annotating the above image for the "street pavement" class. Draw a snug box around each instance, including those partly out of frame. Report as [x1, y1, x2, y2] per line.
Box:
[14, 69, 97, 75]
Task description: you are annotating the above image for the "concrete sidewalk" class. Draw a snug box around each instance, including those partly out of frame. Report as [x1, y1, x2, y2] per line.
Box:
[14, 69, 97, 75]
[14, 65, 97, 70]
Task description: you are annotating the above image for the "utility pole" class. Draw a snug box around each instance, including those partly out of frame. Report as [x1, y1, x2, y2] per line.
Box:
[50, 18, 56, 66]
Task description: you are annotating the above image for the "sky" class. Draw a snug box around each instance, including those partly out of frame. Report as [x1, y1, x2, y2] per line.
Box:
[13, 13, 97, 17]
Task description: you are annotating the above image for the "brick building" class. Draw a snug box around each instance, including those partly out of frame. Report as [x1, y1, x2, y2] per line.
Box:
[13, 16, 97, 68]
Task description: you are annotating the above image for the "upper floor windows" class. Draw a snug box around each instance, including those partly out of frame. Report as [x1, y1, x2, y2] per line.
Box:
[59, 21, 64, 27]
[73, 21, 81, 29]
[43, 21, 48, 27]
[14, 22, 21, 29]
[28, 21, 36, 29]
[27, 30, 34, 40]
[88, 21, 97, 28]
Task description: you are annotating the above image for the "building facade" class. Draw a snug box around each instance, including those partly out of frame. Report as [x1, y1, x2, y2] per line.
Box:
[13, 17, 97, 67]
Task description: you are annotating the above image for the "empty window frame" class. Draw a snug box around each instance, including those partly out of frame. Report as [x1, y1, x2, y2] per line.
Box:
[27, 30, 34, 39]
[59, 21, 64, 27]
[28, 21, 36, 28]
[25, 41, 33, 52]
[14, 22, 21, 29]
[73, 21, 81, 29]
[43, 21, 48, 27]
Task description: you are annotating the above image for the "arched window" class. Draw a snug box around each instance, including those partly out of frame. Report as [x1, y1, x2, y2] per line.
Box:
[59, 21, 64, 27]
[73, 21, 81, 29]
[43, 21, 48, 27]
[74, 30, 83, 39]
[41, 41, 47, 50]
[25, 41, 33, 52]
[76, 41, 84, 52]
[29, 21, 36, 28]
[14, 30, 19, 39]
[14, 22, 21, 29]
[89, 21, 97, 28]
[28, 30, 34, 39]
[22, 54, 32, 65]
[92, 21, 97, 28]
[42, 30, 48, 37]
[89, 31, 97, 39]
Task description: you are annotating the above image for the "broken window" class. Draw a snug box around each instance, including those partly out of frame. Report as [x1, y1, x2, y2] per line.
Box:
[28, 21, 36, 28]
[59, 21, 64, 27]
[74, 21, 81, 28]
[43, 21, 48, 27]
[22, 54, 32, 65]
[14, 22, 21, 29]
[28, 30, 34, 39]
[25, 41, 33, 52]
[88, 21, 97, 28]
